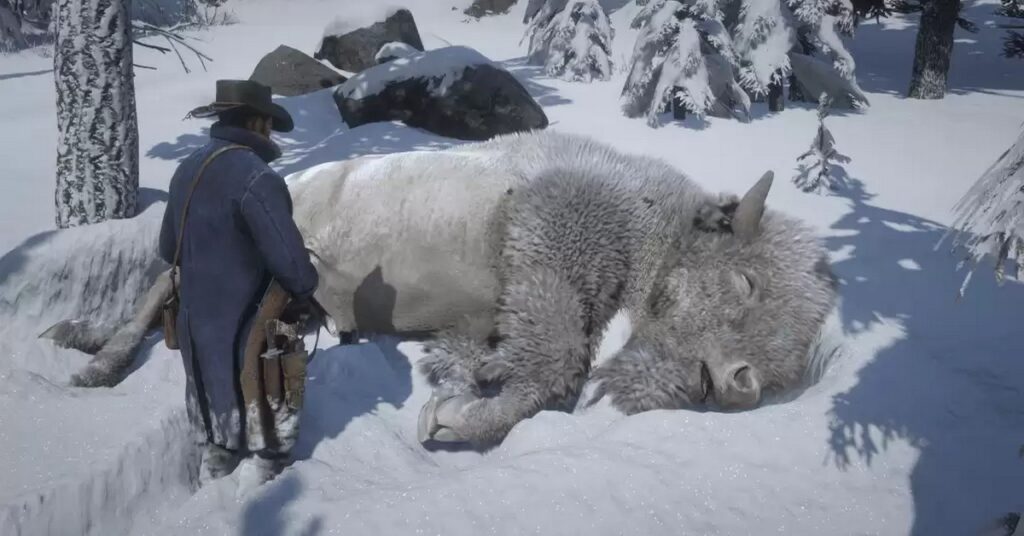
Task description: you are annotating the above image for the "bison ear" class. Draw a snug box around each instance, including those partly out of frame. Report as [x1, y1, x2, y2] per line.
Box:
[733, 171, 773, 241]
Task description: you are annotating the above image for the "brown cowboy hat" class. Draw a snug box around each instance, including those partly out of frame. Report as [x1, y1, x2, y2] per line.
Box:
[186, 79, 294, 132]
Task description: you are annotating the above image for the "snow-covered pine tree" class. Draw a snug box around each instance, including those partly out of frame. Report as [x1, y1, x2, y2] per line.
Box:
[525, 0, 615, 82]
[731, 0, 796, 111]
[523, 0, 557, 22]
[998, 0, 1024, 59]
[947, 127, 1024, 296]
[786, 0, 869, 108]
[621, 0, 749, 126]
[631, 0, 666, 28]
[0, 0, 26, 50]
[794, 93, 850, 192]
[54, 0, 139, 228]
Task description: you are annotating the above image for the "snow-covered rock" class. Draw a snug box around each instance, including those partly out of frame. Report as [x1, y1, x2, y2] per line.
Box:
[333, 45, 548, 140]
[249, 45, 347, 97]
[314, 7, 424, 73]
[374, 41, 417, 64]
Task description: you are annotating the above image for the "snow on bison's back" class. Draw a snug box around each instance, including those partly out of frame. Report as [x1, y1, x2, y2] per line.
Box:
[285, 150, 523, 335]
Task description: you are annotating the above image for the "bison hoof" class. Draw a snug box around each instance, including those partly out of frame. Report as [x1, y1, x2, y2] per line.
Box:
[417, 388, 477, 444]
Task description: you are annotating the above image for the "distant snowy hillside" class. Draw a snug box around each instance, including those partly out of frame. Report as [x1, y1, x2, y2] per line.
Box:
[1, 0, 1023, 535]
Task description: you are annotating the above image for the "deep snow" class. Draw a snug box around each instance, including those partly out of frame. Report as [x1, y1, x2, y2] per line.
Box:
[1, 0, 1024, 535]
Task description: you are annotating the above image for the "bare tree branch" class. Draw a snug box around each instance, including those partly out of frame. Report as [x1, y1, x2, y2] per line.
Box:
[131, 20, 212, 73]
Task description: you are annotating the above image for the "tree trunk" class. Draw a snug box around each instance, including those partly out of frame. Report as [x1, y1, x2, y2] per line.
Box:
[54, 0, 139, 228]
[788, 31, 814, 102]
[768, 75, 784, 112]
[907, 0, 960, 99]
[671, 86, 686, 120]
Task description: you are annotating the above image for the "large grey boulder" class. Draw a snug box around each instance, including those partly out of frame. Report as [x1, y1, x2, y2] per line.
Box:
[314, 8, 424, 73]
[332, 46, 548, 141]
[249, 45, 347, 97]
[465, 0, 519, 17]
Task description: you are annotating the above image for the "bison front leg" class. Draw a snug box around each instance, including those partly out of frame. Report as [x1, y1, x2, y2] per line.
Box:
[583, 339, 699, 415]
[419, 268, 592, 447]
[51, 270, 173, 387]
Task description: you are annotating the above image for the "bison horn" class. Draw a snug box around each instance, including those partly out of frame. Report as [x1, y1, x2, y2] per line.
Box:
[733, 171, 773, 240]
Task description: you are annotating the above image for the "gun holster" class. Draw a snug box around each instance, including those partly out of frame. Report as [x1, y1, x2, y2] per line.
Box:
[240, 280, 309, 455]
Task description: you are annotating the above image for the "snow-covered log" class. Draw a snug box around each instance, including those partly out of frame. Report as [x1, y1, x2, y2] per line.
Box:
[947, 127, 1024, 293]
[524, 0, 614, 82]
[54, 0, 139, 228]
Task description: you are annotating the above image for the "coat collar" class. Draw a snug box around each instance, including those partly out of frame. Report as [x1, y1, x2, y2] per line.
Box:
[210, 123, 282, 163]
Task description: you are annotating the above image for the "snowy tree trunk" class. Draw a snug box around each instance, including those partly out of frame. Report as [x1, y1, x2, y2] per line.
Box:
[788, 33, 811, 102]
[788, 72, 806, 101]
[54, 0, 139, 228]
[768, 76, 784, 111]
[672, 86, 686, 119]
[907, 0, 960, 99]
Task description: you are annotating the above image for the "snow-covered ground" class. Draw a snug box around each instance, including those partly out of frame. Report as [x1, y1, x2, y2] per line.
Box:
[2, 0, 1023, 534]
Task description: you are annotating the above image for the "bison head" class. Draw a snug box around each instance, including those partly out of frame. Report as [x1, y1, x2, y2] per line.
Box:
[591, 172, 839, 414]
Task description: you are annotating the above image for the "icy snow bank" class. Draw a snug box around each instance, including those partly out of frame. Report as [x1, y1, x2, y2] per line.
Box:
[0, 409, 198, 536]
[0, 204, 190, 536]
[338, 45, 493, 100]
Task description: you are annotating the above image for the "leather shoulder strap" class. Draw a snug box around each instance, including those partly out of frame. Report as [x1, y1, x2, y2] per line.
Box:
[170, 144, 251, 288]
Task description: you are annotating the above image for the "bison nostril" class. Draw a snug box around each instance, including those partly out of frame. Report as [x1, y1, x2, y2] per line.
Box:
[731, 365, 754, 391]
[700, 362, 713, 403]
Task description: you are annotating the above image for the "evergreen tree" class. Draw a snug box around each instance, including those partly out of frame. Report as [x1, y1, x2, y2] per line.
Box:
[731, 0, 796, 110]
[54, 0, 139, 228]
[947, 127, 1024, 296]
[624, 0, 865, 125]
[621, 0, 749, 126]
[794, 93, 850, 192]
[631, 0, 667, 28]
[999, 0, 1024, 59]
[525, 0, 615, 82]
[786, 0, 868, 107]
[0, 0, 25, 50]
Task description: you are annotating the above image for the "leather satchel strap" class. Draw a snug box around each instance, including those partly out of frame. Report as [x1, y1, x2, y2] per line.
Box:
[170, 144, 251, 291]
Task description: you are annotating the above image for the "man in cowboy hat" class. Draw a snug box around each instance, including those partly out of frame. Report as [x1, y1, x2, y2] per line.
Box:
[158, 80, 318, 491]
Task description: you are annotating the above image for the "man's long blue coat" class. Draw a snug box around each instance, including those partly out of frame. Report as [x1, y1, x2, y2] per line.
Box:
[159, 124, 318, 451]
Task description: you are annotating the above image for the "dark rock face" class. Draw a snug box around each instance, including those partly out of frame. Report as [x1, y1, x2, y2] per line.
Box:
[314, 9, 424, 73]
[464, 0, 519, 17]
[333, 52, 548, 141]
[249, 45, 347, 97]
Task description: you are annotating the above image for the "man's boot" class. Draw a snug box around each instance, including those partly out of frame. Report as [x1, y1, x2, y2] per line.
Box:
[199, 443, 242, 485]
[235, 452, 287, 498]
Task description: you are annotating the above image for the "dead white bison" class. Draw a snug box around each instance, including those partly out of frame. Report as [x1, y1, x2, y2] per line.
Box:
[46, 130, 838, 448]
